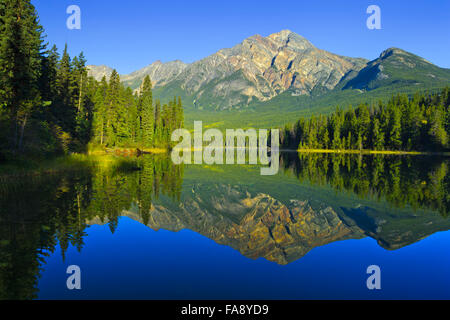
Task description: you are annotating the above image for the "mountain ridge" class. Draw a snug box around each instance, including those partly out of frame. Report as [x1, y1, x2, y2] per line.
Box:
[88, 30, 450, 127]
[88, 30, 369, 100]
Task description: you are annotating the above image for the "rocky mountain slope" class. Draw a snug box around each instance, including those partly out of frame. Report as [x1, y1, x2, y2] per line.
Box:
[121, 60, 188, 89]
[88, 60, 189, 92]
[86, 64, 114, 81]
[89, 30, 367, 107]
[342, 47, 450, 90]
[88, 30, 450, 114]
[157, 30, 367, 109]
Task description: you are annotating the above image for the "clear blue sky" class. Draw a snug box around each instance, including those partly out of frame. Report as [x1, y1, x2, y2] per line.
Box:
[32, 0, 450, 74]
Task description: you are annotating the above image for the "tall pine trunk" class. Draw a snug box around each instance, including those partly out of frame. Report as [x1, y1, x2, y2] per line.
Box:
[78, 74, 83, 112]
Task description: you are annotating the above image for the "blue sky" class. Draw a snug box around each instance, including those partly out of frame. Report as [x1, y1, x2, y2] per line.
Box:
[32, 0, 450, 74]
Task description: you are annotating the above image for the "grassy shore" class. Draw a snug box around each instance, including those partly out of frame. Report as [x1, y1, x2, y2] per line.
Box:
[0, 154, 95, 178]
[297, 148, 450, 156]
[0, 153, 143, 180]
[88, 146, 168, 156]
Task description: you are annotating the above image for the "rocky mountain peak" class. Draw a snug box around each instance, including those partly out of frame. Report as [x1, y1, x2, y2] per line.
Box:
[88, 31, 449, 112]
[165, 30, 368, 109]
[379, 47, 409, 60]
[267, 29, 313, 49]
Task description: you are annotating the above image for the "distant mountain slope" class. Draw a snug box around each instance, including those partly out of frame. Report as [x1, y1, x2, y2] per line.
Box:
[87, 60, 188, 87]
[86, 65, 113, 81]
[342, 47, 450, 90]
[121, 60, 188, 89]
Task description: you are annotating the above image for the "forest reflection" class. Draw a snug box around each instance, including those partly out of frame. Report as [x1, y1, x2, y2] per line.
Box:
[0, 155, 183, 299]
[281, 152, 449, 217]
[0, 152, 448, 299]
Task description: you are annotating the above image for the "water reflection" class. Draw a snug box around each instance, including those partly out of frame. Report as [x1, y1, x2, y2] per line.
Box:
[0, 153, 449, 299]
[0, 155, 182, 299]
[282, 152, 449, 216]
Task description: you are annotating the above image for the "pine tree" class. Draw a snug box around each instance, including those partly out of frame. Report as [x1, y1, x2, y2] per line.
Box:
[154, 99, 162, 144]
[389, 108, 402, 150]
[331, 111, 342, 149]
[0, 0, 45, 151]
[92, 76, 108, 145]
[72, 52, 89, 147]
[177, 96, 184, 128]
[356, 103, 370, 148]
[39, 45, 59, 102]
[105, 69, 121, 146]
[55, 44, 75, 134]
[139, 75, 154, 147]
[428, 106, 448, 150]
[371, 117, 384, 150]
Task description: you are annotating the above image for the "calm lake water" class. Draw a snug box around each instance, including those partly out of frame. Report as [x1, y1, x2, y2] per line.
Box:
[1, 152, 449, 299]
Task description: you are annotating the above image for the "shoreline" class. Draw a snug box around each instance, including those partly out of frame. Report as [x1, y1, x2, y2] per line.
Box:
[297, 148, 450, 156]
[89, 147, 168, 156]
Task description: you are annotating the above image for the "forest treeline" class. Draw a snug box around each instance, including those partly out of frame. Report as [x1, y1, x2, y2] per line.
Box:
[91, 73, 184, 148]
[280, 88, 450, 152]
[0, 0, 183, 160]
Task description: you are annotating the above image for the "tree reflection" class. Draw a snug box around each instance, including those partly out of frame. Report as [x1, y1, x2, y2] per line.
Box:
[281, 152, 449, 217]
[0, 155, 183, 299]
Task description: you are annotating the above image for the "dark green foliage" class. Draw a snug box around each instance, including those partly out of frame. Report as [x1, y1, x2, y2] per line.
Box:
[0, 1, 98, 158]
[285, 88, 450, 152]
[0, 1, 185, 160]
[0, 0, 44, 154]
[139, 75, 154, 147]
[90, 73, 184, 148]
[285, 152, 449, 217]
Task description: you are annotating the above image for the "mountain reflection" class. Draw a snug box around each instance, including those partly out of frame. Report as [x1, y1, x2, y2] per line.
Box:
[0, 153, 449, 299]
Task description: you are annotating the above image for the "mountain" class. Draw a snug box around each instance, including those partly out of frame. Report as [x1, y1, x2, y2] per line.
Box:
[154, 30, 368, 110]
[86, 65, 114, 81]
[87, 30, 450, 128]
[342, 47, 450, 90]
[121, 60, 188, 89]
[88, 30, 367, 105]
[88, 60, 189, 92]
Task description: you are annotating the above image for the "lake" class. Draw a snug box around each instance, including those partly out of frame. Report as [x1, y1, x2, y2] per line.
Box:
[0, 152, 449, 299]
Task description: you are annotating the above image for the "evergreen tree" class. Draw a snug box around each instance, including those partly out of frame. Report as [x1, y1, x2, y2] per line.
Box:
[0, 0, 44, 151]
[428, 106, 448, 150]
[371, 117, 384, 150]
[388, 105, 402, 150]
[39, 45, 59, 102]
[72, 52, 89, 148]
[139, 75, 154, 147]
[55, 44, 75, 134]
[176, 96, 184, 128]
[92, 76, 108, 145]
[105, 69, 121, 146]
